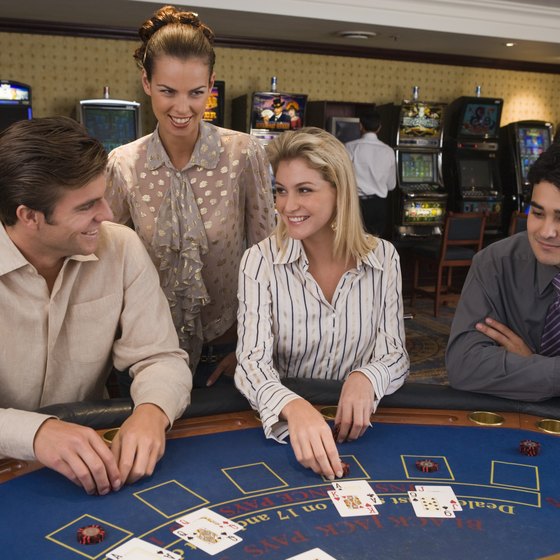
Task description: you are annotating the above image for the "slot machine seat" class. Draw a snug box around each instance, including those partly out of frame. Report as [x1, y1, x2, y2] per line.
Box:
[410, 212, 486, 317]
[509, 211, 528, 235]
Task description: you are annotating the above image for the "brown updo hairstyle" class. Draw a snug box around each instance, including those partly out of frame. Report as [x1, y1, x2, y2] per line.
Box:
[134, 5, 216, 81]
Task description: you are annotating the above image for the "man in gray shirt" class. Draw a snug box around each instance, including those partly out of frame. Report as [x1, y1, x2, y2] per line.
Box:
[446, 143, 560, 401]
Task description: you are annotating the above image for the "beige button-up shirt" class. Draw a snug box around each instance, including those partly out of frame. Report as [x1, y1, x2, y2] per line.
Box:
[106, 122, 275, 367]
[0, 222, 191, 460]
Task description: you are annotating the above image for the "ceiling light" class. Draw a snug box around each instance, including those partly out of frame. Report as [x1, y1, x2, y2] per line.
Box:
[337, 30, 377, 40]
[505, 42, 515, 47]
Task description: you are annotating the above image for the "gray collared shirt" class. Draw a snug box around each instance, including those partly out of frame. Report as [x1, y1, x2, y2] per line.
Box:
[446, 231, 560, 400]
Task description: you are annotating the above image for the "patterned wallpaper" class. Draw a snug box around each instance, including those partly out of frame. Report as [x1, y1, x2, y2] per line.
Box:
[1, 32, 558, 133]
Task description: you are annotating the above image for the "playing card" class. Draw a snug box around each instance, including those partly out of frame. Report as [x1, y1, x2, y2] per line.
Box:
[327, 489, 379, 517]
[175, 507, 243, 534]
[408, 491, 455, 518]
[173, 518, 243, 555]
[331, 480, 382, 505]
[106, 537, 181, 559]
[415, 485, 462, 511]
[286, 547, 338, 559]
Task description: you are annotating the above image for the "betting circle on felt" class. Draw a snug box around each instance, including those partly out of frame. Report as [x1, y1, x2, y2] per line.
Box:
[2, 411, 560, 559]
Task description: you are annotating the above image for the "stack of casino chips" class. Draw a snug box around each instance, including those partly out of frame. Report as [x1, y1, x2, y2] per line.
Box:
[415, 459, 439, 473]
[77, 525, 105, 545]
[519, 439, 541, 457]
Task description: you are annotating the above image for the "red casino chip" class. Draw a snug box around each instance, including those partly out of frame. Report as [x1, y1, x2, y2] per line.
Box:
[77, 524, 106, 545]
[415, 459, 439, 473]
[519, 439, 541, 456]
[341, 460, 350, 478]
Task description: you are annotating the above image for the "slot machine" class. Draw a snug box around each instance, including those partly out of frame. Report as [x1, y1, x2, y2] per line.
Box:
[232, 89, 307, 146]
[379, 98, 447, 238]
[77, 96, 141, 153]
[0, 80, 32, 133]
[442, 95, 504, 234]
[500, 120, 553, 230]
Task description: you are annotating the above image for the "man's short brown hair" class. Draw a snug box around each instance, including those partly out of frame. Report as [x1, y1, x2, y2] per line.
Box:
[0, 116, 107, 226]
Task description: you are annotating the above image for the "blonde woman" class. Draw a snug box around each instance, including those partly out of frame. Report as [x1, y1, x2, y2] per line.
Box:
[235, 127, 409, 479]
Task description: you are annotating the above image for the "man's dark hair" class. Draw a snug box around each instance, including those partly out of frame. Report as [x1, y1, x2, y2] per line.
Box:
[528, 142, 560, 190]
[358, 109, 382, 133]
[0, 116, 107, 226]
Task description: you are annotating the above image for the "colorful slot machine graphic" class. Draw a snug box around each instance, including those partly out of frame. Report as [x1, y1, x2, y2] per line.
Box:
[202, 80, 225, 127]
[232, 90, 307, 146]
[250, 92, 307, 145]
[398, 101, 444, 145]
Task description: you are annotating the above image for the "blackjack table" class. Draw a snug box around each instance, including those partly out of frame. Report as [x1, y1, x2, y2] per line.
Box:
[2, 382, 560, 560]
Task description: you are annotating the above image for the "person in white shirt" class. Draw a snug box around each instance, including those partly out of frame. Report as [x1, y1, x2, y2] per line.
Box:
[235, 127, 409, 480]
[345, 110, 396, 237]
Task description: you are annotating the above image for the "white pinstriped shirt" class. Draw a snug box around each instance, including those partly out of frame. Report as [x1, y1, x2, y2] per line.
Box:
[235, 235, 409, 441]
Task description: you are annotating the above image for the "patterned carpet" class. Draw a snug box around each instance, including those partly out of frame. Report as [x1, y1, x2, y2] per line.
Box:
[404, 300, 456, 385]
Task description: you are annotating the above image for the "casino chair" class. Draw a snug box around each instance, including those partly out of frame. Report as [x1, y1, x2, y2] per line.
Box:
[410, 212, 486, 317]
[509, 210, 528, 236]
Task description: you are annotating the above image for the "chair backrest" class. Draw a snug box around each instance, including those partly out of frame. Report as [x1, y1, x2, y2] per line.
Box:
[509, 211, 528, 236]
[440, 212, 486, 262]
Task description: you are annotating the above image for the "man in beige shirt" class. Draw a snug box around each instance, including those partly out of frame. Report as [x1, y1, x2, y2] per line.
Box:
[0, 117, 191, 495]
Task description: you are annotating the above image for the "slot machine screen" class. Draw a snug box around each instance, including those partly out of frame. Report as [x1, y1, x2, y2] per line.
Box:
[398, 102, 444, 141]
[459, 158, 493, 190]
[0, 80, 32, 132]
[400, 152, 436, 183]
[459, 102, 500, 138]
[203, 80, 225, 126]
[79, 102, 141, 153]
[328, 117, 361, 143]
[251, 92, 307, 132]
[518, 126, 551, 182]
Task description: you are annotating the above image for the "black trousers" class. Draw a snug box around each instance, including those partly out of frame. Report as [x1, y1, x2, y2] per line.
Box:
[359, 195, 388, 237]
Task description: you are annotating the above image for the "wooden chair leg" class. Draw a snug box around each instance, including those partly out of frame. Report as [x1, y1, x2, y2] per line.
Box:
[411, 257, 419, 306]
[435, 264, 444, 317]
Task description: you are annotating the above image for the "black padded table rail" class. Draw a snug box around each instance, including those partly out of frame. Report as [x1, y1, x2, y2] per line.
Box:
[37, 381, 560, 429]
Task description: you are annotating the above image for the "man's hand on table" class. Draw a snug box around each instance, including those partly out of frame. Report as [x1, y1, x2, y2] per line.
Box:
[111, 403, 169, 485]
[34, 418, 122, 495]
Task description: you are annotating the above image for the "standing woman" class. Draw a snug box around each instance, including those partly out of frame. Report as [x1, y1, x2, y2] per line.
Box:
[106, 6, 275, 387]
[235, 128, 409, 480]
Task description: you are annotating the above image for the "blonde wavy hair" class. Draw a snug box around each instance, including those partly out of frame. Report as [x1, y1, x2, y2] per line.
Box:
[266, 127, 377, 260]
